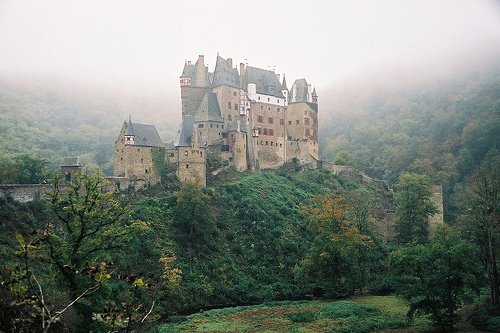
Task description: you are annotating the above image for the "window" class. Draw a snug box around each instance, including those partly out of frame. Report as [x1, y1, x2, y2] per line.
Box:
[184, 150, 188, 156]
[258, 128, 262, 135]
[305, 118, 310, 125]
[266, 141, 268, 145]
[228, 102, 231, 109]
[210, 124, 213, 128]
[280, 118, 284, 125]
[288, 121, 292, 125]
[140, 158, 143, 163]
[267, 97, 270, 102]
[233, 91, 237, 96]
[145, 169, 148, 174]
[186, 164, 189, 169]
[296, 120, 299, 125]
[258, 96, 261, 100]
[269, 129, 274, 136]
[263, 128, 268, 135]
[279, 143, 282, 147]
[268, 117, 273, 124]
[271, 141, 273, 146]
[198, 123, 204, 128]
[258, 115, 263, 123]
[234, 103, 238, 110]
[169, 153, 174, 157]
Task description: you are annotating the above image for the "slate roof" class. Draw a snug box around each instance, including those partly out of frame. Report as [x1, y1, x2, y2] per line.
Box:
[281, 75, 288, 90]
[123, 121, 164, 147]
[290, 78, 309, 102]
[173, 115, 196, 147]
[227, 118, 247, 133]
[181, 62, 195, 77]
[195, 92, 223, 122]
[212, 56, 240, 88]
[242, 66, 285, 98]
[61, 156, 82, 167]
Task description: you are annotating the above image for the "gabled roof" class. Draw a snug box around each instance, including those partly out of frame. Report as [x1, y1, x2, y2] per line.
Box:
[290, 78, 309, 102]
[242, 66, 285, 98]
[123, 121, 164, 147]
[195, 92, 223, 122]
[228, 118, 247, 133]
[212, 56, 240, 88]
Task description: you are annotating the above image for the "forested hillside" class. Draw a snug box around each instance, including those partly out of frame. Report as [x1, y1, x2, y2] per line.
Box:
[319, 57, 500, 221]
[0, 77, 179, 175]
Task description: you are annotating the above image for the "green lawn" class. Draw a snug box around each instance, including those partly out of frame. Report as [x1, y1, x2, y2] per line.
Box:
[156, 295, 432, 333]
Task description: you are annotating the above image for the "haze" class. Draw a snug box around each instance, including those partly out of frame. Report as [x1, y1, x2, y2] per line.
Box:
[1, 0, 500, 92]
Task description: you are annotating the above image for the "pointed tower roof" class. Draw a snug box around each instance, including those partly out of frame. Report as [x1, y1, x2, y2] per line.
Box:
[181, 60, 195, 77]
[125, 115, 134, 136]
[312, 87, 318, 97]
[281, 75, 288, 90]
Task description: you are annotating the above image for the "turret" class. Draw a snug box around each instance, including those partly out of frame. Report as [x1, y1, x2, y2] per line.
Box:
[180, 60, 193, 87]
[281, 75, 288, 103]
[312, 87, 318, 104]
[124, 115, 135, 145]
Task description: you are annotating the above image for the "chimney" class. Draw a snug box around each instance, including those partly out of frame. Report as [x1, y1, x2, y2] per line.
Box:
[187, 60, 191, 65]
[240, 63, 245, 75]
[227, 58, 233, 68]
[276, 73, 281, 81]
[198, 55, 204, 65]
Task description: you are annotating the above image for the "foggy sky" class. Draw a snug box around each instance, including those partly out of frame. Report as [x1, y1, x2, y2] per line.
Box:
[1, 0, 500, 91]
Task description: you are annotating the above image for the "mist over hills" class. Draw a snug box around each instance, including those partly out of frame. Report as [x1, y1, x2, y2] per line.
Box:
[0, 51, 498, 188]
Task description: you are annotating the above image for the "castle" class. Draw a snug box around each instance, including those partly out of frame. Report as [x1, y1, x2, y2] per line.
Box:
[113, 54, 319, 188]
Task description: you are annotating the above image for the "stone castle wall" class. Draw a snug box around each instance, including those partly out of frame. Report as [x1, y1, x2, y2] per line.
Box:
[113, 126, 161, 188]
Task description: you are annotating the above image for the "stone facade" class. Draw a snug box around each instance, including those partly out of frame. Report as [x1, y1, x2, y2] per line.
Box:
[113, 119, 163, 189]
[113, 53, 320, 187]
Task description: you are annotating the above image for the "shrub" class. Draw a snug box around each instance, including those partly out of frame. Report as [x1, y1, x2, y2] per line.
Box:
[286, 311, 316, 323]
[321, 301, 380, 319]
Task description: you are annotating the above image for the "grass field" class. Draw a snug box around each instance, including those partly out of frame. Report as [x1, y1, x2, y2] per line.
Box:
[156, 296, 432, 333]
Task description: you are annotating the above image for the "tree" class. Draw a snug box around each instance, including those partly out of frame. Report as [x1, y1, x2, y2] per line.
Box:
[394, 173, 437, 244]
[390, 227, 480, 331]
[333, 151, 355, 167]
[45, 171, 144, 297]
[300, 194, 373, 297]
[458, 153, 500, 306]
[172, 183, 217, 256]
[0, 155, 49, 184]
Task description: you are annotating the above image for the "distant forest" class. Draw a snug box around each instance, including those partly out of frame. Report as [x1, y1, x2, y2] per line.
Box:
[0, 78, 179, 174]
[319, 58, 500, 221]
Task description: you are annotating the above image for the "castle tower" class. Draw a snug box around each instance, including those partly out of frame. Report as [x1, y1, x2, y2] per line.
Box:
[286, 79, 319, 163]
[180, 56, 211, 116]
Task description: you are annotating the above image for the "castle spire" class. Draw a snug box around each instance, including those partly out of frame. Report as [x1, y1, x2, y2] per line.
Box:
[312, 87, 318, 104]
[281, 75, 288, 90]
